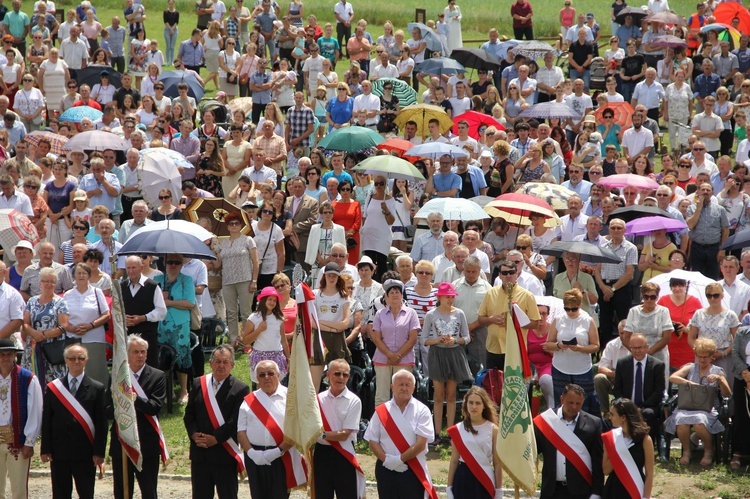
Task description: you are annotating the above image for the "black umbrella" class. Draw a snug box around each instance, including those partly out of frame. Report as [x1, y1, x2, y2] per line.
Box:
[616, 6, 649, 24]
[610, 205, 672, 223]
[539, 241, 621, 264]
[118, 228, 217, 260]
[449, 48, 501, 71]
[721, 230, 750, 251]
[76, 66, 123, 90]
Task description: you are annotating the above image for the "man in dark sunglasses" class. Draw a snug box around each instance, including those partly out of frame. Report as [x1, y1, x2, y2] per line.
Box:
[313, 358, 362, 498]
[477, 258, 541, 370]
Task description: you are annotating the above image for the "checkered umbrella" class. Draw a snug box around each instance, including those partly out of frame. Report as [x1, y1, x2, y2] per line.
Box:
[0, 209, 39, 257]
[25, 131, 68, 156]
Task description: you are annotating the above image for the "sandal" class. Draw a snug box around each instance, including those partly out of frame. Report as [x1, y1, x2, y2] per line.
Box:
[700, 452, 713, 467]
[730, 454, 742, 471]
[679, 451, 691, 466]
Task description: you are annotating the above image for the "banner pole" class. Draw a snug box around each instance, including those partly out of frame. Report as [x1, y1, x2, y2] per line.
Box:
[122, 446, 130, 498]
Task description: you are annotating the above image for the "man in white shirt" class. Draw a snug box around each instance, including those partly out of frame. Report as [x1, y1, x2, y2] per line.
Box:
[352, 80, 380, 128]
[689, 140, 718, 177]
[411, 213, 444, 263]
[210, 0, 226, 22]
[509, 64, 538, 105]
[424, 118, 450, 144]
[432, 231, 460, 280]
[594, 321, 632, 416]
[182, 257, 213, 320]
[122, 256, 167, 366]
[740, 250, 750, 286]
[620, 112, 654, 165]
[403, 121, 423, 145]
[461, 230, 491, 274]
[720, 255, 750, 318]
[370, 49, 398, 81]
[563, 13, 593, 47]
[302, 44, 324, 98]
[564, 79, 593, 145]
[692, 96, 724, 158]
[558, 195, 589, 242]
[118, 200, 152, 243]
[631, 68, 665, 123]
[493, 250, 544, 295]
[0, 174, 32, 216]
[0, 261, 23, 339]
[59, 25, 89, 75]
[735, 123, 750, 165]
[241, 151, 277, 185]
[450, 119, 478, 157]
[647, 0, 669, 14]
[535, 52, 565, 103]
[448, 81, 471, 117]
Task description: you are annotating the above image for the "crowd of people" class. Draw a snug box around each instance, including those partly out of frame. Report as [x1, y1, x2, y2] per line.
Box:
[1, 0, 750, 497]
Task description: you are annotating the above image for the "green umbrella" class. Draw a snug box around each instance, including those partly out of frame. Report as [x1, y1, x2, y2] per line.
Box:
[316, 126, 385, 152]
[371, 78, 418, 106]
[352, 156, 425, 181]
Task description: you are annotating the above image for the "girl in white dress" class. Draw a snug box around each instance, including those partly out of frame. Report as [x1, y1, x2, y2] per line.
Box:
[242, 286, 290, 382]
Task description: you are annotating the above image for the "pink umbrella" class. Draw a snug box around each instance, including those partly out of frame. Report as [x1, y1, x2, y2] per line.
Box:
[597, 174, 659, 190]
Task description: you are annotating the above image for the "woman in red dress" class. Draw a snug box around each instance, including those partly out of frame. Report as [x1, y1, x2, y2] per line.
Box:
[332, 179, 362, 264]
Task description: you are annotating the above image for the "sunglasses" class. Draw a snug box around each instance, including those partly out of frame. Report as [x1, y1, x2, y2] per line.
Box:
[66, 356, 87, 362]
[500, 270, 515, 275]
[678, 164, 691, 168]
[692, 147, 705, 151]
[374, 181, 385, 187]
[339, 187, 352, 192]
[158, 195, 171, 200]
[261, 209, 274, 215]
[706, 293, 721, 299]
[515, 245, 529, 250]
[73, 225, 87, 230]
[564, 307, 579, 312]
[331, 371, 350, 378]
[416, 270, 433, 275]
[165, 260, 183, 265]
[642, 294, 658, 301]
[604, 115, 614, 119]
[23, 184, 38, 189]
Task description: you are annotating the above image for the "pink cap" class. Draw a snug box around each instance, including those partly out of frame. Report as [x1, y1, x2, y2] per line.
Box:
[436, 282, 458, 297]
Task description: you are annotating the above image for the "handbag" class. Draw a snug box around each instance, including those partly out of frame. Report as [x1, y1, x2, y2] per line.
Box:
[41, 337, 82, 366]
[677, 382, 716, 412]
[208, 274, 223, 292]
[394, 208, 416, 239]
[184, 275, 203, 331]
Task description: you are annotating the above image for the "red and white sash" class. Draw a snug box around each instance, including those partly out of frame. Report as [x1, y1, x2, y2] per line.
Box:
[245, 390, 308, 489]
[375, 402, 439, 499]
[447, 423, 495, 497]
[48, 378, 95, 445]
[200, 374, 245, 474]
[533, 408, 593, 485]
[602, 428, 645, 499]
[132, 374, 169, 463]
[318, 393, 365, 499]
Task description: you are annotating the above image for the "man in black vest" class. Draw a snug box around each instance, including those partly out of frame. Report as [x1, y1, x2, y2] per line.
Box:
[121, 256, 167, 367]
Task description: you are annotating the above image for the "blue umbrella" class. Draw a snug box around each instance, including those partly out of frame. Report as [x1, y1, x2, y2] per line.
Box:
[118, 227, 217, 260]
[407, 142, 469, 159]
[158, 70, 205, 101]
[415, 57, 466, 76]
[138, 147, 195, 170]
[517, 101, 582, 120]
[407, 22, 444, 53]
[59, 106, 103, 123]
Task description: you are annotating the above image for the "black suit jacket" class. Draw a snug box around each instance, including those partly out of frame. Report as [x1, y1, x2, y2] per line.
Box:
[613, 354, 666, 410]
[41, 374, 107, 460]
[106, 365, 167, 459]
[535, 410, 604, 499]
[183, 374, 250, 465]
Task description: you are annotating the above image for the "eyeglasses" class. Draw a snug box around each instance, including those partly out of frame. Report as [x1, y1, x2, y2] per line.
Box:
[500, 270, 515, 275]
[642, 294, 658, 301]
[158, 195, 171, 200]
[261, 209, 274, 215]
[166, 260, 183, 265]
[376, 50, 384, 54]
[678, 164, 691, 168]
[706, 293, 721, 299]
[23, 184, 38, 189]
[73, 225, 87, 230]
[609, 226, 625, 231]
[564, 307, 579, 312]
[330, 253, 347, 258]
[692, 147, 705, 151]
[227, 221, 242, 226]
[515, 245, 529, 250]
[656, 193, 670, 197]
[331, 371, 350, 378]
[66, 356, 87, 362]
[337, 87, 347, 91]
[374, 181, 385, 186]
[589, 171, 602, 176]
[416, 270, 433, 275]
[257, 371, 277, 378]
[604, 115, 614, 119]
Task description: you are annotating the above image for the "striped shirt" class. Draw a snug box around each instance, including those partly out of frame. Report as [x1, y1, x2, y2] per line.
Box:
[404, 287, 438, 324]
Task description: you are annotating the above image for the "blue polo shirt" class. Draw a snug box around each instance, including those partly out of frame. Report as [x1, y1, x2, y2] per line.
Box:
[2, 10, 29, 39]
[432, 172, 462, 198]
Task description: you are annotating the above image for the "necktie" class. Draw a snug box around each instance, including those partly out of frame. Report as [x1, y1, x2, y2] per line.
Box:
[70, 377, 79, 397]
[634, 362, 643, 406]
[212, 379, 219, 395]
[134, 373, 139, 381]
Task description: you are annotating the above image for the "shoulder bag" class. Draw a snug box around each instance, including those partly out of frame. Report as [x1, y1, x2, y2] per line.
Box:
[393, 201, 416, 239]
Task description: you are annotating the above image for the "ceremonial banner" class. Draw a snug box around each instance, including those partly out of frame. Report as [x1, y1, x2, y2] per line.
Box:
[497, 301, 537, 496]
[295, 281, 323, 359]
[284, 303, 323, 455]
[111, 281, 143, 471]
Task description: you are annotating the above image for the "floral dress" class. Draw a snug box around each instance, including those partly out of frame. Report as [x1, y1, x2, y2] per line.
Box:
[195, 158, 224, 197]
[22, 296, 69, 387]
[154, 273, 196, 370]
[718, 191, 750, 233]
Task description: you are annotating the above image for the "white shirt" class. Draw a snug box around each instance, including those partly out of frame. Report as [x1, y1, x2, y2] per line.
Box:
[353, 92, 381, 126]
[364, 397, 434, 455]
[621, 126, 654, 158]
[469, 248, 491, 274]
[598, 336, 631, 371]
[127, 274, 168, 323]
[555, 407, 580, 481]
[559, 213, 589, 242]
[720, 278, 750, 317]
[333, 1, 354, 23]
[237, 385, 288, 446]
[370, 63, 399, 80]
[0, 282, 24, 332]
[316, 387, 361, 445]
[0, 190, 33, 216]
[62, 285, 108, 344]
[448, 96, 471, 117]
[181, 259, 214, 317]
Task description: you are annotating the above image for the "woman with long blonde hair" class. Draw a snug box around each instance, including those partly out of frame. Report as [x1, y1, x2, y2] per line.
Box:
[202, 21, 224, 90]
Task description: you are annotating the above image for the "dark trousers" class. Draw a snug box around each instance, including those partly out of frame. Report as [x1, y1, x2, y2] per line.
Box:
[597, 282, 633, 346]
[733, 376, 750, 455]
[111, 56, 126, 74]
[513, 26, 534, 40]
[251, 102, 266, 124]
[51, 458, 95, 499]
[120, 196, 143, 223]
[191, 460, 238, 499]
[186, 65, 202, 74]
[374, 459, 424, 499]
[689, 241, 721, 280]
[647, 107, 660, 125]
[453, 461, 492, 499]
[336, 23, 351, 57]
[720, 128, 734, 156]
[112, 452, 160, 499]
[12, 40, 25, 58]
[364, 249, 388, 282]
[537, 92, 552, 103]
[641, 406, 661, 446]
[245, 453, 289, 499]
[550, 481, 590, 499]
[314, 443, 358, 499]
[485, 351, 505, 370]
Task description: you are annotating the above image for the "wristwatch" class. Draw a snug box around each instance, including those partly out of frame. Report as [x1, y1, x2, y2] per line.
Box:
[321, 432, 327, 440]
[610, 285, 617, 293]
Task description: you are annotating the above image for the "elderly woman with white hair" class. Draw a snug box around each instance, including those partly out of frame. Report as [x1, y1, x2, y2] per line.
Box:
[22, 267, 71, 386]
[305, 201, 346, 284]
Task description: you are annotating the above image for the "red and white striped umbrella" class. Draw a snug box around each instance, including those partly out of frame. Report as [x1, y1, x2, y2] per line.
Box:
[0, 209, 39, 256]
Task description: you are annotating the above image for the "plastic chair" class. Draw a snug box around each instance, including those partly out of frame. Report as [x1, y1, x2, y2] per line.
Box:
[197, 318, 229, 355]
[158, 344, 178, 414]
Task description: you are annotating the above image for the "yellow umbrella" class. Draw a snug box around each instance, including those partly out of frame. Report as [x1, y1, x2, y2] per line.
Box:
[393, 103, 453, 138]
